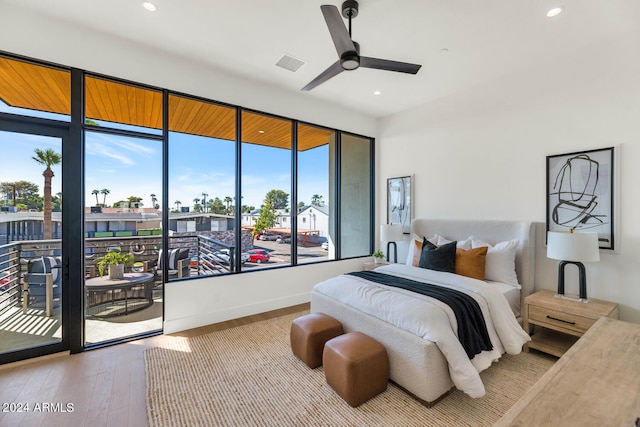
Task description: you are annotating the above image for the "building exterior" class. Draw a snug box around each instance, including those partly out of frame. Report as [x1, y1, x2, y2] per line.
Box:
[241, 205, 329, 241]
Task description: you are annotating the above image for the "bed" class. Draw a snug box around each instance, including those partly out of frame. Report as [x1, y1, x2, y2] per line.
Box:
[310, 218, 535, 405]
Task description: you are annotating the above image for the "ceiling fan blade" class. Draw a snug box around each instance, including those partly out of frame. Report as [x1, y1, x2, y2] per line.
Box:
[301, 61, 344, 91]
[360, 57, 422, 74]
[321, 5, 357, 57]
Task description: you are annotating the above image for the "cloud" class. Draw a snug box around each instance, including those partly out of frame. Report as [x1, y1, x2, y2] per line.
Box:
[85, 133, 159, 166]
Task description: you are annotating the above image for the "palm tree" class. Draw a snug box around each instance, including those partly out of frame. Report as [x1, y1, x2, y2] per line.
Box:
[33, 148, 62, 239]
[174, 200, 182, 211]
[212, 198, 224, 214]
[224, 196, 233, 214]
[91, 189, 100, 205]
[150, 193, 158, 210]
[311, 194, 324, 206]
[100, 188, 110, 206]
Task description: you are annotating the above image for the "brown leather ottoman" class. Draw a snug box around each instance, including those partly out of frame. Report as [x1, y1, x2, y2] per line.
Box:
[323, 331, 389, 407]
[290, 312, 343, 368]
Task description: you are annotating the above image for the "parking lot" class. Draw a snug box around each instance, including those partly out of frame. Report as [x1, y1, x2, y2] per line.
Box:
[245, 238, 328, 268]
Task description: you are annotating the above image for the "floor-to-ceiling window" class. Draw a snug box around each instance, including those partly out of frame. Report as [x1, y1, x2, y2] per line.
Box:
[83, 76, 163, 345]
[0, 51, 374, 363]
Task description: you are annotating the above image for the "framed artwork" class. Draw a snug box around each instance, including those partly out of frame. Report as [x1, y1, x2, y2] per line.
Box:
[546, 146, 615, 250]
[387, 176, 412, 234]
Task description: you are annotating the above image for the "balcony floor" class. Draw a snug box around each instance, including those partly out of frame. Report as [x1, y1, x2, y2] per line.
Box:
[1, 296, 162, 354]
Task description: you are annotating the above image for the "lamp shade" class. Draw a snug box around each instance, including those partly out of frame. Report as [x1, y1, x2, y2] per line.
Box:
[380, 224, 403, 242]
[547, 231, 600, 262]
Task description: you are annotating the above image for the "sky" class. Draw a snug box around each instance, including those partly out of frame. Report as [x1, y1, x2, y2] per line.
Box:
[0, 101, 329, 211]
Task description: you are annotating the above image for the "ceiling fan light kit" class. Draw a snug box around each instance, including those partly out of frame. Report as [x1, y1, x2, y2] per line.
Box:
[302, 0, 422, 91]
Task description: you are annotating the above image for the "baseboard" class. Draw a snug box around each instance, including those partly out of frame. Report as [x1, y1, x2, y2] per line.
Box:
[162, 292, 310, 334]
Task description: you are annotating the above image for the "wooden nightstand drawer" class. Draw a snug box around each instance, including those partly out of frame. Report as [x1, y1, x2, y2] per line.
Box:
[528, 305, 593, 336]
[523, 290, 619, 357]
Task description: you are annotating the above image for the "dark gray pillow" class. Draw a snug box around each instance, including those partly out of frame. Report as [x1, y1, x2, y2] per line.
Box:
[418, 238, 456, 273]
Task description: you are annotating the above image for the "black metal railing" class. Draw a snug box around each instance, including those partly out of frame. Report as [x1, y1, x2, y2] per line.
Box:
[0, 242, 21, 314]
[195, 235, 235, 274]
[0, 232, 245, 316]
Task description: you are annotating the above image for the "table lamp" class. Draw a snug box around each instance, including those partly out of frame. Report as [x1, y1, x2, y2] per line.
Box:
[547, 230, 600, 302]
[380, 224, 403, 263]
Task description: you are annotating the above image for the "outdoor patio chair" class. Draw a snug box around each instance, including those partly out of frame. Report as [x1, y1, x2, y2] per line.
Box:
[157, 248, 190, 279]
[23, 256, 62, 316]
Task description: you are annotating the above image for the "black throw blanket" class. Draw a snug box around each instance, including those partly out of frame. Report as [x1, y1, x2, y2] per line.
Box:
[347, 271, 493, 359]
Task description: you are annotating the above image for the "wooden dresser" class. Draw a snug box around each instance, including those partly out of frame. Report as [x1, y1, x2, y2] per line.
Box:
[497, 317, 640, 426]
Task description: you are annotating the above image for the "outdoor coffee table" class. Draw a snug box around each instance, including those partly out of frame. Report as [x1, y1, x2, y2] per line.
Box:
[85, 272, 154, 318]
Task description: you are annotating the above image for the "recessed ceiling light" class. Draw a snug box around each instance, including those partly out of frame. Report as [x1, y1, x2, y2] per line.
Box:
[373, 90, 382, 95]
[142, 1, 157, 12]
[258, 130, 265, 134]
[546, 6, 564, 18]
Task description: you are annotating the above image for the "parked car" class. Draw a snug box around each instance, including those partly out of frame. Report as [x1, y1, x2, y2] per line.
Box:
[0, 272, 10, 291]
[259, 233, 281, 241]
[220, 249, 249, 264]
[276, 235, 291, 244]
[248, 249, 270, 263]
[321, 242, 329, 251]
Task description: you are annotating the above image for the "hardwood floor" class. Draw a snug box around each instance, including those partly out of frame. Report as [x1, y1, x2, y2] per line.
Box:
[0, 303, 309, 427]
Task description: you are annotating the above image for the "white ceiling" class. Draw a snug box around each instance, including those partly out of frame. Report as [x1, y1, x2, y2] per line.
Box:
[2, 0, 638, 119]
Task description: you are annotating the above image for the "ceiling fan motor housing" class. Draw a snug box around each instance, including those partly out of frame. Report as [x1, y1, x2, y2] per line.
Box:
[340, 40, 360, 70]
[342, 0, 359, 19]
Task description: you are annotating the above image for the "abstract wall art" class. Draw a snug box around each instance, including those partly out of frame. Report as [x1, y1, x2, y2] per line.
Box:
[387, 176, 412, 234]
[546, 147, 615, 250]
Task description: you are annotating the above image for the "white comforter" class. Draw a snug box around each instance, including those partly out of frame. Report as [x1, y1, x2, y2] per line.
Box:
[312, 263, 531, 398]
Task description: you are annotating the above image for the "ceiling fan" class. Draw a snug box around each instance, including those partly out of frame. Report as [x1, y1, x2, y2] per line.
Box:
[302, 0, 422, 91]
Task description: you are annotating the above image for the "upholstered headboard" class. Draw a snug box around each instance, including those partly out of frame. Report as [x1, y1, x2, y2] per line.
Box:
[411, 219, 536, 304]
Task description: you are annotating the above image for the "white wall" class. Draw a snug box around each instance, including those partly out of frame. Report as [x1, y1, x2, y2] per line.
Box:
[378, 32, 640, 323]
[164, 258, 364, 333]
[0, 4, 378, 332]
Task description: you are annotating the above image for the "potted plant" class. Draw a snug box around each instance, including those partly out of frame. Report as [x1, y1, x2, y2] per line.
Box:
[97, 250, 134, 279]
[372, 249, 385, 264]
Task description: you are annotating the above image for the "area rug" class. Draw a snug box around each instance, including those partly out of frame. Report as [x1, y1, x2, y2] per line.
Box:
[145, 312, 555, 427]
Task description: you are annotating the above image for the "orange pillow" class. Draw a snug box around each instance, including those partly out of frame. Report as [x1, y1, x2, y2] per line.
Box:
[455, 247, 488, 280]
[412, 238, 423, 266]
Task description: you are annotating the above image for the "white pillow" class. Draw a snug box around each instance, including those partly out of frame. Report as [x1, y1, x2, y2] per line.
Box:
[436, 234, 474, 250]
[471, 239, 520, 287]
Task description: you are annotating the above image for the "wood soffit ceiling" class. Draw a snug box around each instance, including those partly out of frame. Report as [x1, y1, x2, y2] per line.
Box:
[0, 57, 333, 151]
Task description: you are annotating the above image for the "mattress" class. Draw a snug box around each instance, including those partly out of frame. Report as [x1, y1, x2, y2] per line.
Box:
[490, 281, 522, 318]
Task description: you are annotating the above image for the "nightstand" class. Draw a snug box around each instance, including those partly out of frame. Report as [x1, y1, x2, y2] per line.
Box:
[362, 261, 389, 271]
[523, 289, 619, 357]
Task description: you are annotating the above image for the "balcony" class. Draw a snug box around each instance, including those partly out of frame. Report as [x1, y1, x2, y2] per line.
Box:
[0, 233, 246, 354]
